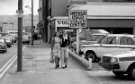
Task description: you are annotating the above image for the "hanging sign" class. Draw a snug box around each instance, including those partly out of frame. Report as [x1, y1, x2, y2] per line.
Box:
[55, 18, 69, 27]
[69, 10, 87, 28]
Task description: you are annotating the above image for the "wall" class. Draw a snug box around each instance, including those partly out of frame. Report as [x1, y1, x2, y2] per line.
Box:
[87, 19, 135, 27]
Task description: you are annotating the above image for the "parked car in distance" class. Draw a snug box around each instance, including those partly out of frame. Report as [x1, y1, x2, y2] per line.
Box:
[22, 32, 31, 43]
[80, 34, 135, 62]
[0, 39, 7, 52]
[0, 37, 11, 48]
[100, 50, 135, 80]
[2, 36, 13, 47]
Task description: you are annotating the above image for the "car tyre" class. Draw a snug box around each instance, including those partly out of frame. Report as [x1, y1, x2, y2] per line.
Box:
[128, 67, 135, 80]
[85, 51, 96, 63]
[113, 71, 124, 77]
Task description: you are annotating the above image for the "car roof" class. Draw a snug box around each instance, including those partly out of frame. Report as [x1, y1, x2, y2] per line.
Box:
[92, 33, 108, 35]
[107, 34, 135, 37]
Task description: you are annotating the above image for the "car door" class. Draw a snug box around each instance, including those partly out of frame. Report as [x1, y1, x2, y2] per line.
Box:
[95, 36, 120, 57]
[119, 36, 135, 51]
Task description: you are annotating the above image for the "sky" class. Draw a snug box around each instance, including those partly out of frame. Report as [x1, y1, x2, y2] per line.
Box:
[0, 0, 39, 15]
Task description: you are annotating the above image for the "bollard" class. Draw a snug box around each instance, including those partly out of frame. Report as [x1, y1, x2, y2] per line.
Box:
[87, 58, 92, 70]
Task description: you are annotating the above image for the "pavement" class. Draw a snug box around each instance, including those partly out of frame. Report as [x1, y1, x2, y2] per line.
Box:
[0, 40, 105, 84]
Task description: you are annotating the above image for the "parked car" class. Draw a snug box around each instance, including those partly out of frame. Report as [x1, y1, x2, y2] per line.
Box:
[0, 39, 7, 52]
[2, 36, 13, 47]
[22, 32, 31, 43]
[100, 50, 135, 80]
[80, 34, 135, 62]
[71, 33, 107, 51]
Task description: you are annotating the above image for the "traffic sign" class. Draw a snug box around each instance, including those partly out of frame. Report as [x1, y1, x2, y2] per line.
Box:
[69, 10, 87, 28]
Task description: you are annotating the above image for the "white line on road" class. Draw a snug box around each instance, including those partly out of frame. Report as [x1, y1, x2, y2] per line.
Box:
[0, 46, 26, 79]
[0, 55, 17, 79]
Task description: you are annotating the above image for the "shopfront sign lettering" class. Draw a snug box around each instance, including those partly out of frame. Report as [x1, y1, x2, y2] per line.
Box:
[55, 19, 69, 27]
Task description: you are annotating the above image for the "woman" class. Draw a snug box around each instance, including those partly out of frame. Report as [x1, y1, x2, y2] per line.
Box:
[52, 32, 61, 69]
[60, 31, 70, 68]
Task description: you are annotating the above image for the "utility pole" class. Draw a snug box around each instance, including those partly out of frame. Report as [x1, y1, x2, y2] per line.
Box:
[42, 0, 48, 42]
[31, 0, 34, 45]
[17, 0, 23, 72]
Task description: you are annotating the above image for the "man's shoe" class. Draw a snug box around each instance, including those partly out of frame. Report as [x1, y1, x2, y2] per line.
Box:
[64, 65, 67, 68]
[62, 65, 67, 69]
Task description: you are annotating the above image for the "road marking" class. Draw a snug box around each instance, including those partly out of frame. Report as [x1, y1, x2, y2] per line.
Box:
[0, 55, 17, 79]
[0, 46, 26, 79]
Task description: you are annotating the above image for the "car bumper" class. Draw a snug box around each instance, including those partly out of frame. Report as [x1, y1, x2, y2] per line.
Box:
[0, 49, 7, 51]
[100, 63, 120, 70]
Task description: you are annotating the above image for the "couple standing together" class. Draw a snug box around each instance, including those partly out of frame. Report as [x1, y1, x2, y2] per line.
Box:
[51, 31, 70, 69]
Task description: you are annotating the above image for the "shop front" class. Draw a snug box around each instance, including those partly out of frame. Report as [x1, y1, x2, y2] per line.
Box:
[69, 2, 135, 34]
[49, 16, 76, 42]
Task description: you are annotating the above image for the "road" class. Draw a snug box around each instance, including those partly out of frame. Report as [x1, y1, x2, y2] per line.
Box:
[0, 45, 17, 69]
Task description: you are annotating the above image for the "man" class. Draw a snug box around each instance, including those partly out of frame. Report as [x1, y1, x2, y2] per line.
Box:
[60, 31, 70, 68]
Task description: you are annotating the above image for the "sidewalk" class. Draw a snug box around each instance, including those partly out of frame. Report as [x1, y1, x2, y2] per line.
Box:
[0, 41, 100, 84]
[0, 42, 53, 84]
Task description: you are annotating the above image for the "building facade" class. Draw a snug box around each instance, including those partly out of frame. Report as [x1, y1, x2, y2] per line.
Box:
[38, 0, 135, 42]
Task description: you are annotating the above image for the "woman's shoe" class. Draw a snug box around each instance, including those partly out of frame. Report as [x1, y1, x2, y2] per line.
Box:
[55, 65, 59, 69]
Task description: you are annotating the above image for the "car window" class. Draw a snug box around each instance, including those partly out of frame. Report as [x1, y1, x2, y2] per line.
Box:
[101, 36, 116, 44]
[120, 37, 135, 45]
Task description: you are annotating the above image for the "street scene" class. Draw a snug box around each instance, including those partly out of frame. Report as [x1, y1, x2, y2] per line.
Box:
[0, 0, 135, 84]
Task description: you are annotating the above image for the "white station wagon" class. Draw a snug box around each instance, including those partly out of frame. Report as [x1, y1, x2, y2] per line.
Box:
[80, 34, 135, 62]
[100, 50, 135, 80]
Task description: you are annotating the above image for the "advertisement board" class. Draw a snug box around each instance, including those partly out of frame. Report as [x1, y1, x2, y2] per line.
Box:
[69, 10, 87, 28]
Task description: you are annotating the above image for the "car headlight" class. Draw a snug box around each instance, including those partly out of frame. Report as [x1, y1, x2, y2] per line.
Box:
[110, 57, 118, 63]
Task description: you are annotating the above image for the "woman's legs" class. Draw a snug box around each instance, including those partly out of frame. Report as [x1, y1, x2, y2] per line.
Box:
[64, 48, 68, 68]
[55, 56, 60, 69]
[60, 48, 65, 68]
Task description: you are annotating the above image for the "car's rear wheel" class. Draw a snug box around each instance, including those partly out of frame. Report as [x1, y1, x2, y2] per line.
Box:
[85, 51, 96, 63]
[113, 71, 124, 77]
[128, 67, 135, 80]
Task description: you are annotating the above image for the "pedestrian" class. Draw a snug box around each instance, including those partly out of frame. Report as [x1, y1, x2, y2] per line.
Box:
[60, 31, 70, 69]
[52, 32, 61, 69]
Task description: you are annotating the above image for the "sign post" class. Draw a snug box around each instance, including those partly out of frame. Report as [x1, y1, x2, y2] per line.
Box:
[69, 10, 87, 54]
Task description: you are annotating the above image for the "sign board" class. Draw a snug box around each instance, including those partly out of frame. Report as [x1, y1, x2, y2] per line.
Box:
[55, 19, 69, 27]
[69, 10, 87, 28]
[55, 18, 69, 27]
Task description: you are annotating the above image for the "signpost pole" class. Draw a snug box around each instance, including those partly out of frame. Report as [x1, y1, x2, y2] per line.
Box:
[76, 29, 80, 54]
[69, 10, 87, 54]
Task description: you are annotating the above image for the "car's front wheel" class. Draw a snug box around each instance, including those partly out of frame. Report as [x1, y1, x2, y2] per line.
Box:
[128, 67, 135, 80]
[85, 51, 96, 63]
